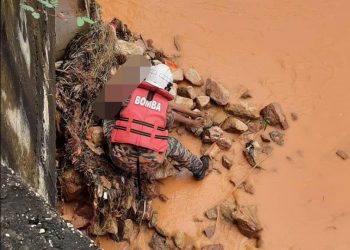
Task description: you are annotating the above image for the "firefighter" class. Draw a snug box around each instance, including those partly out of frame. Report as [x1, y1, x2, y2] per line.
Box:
[104, 64, 209, 180]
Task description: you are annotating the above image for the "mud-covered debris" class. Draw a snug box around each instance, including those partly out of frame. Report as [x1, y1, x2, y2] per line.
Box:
[232, 205, 262, 239]
[178, 85, 197, 99]
[203, 225, 216, 238]
[154, 160, 177, 180]
[123, 219, 134, 241]
[172, 68, 184, 82]
[184, 68, 203, 86]
[205, 207, 218, 220]
[60, 169, 85, 202]
[84, 140, 104, 155]
[211, 109, 228, 125]
[243, 140, 262, 167]
[260, 134, 271, 143]
[269, 130, 285, 146]
[196, 96, 211, 109]
[202, 126, 224, 143]
[225, 101, 260, 120]
[105, 217, 118, 235]
[221, 117, 248, 133]
[86, 126, 104, 146]
[100, 176, 112, 189]
[222, 155, 233, 169]
[116, 39, 145, 55]
[175, 96, 195, 109]
[219, 197, 236, 222]
[173, 231, 185, 249]
[149, 233, 170, 250]
[169, 82, 178, 98]
[291, 112, 298, 121]
[260, 102, 289, 130]
[206, 78, 230, 105]
[336, 150, 348, 160]
[216, 137, 232, 150]
[202, 244, 224, 250]
[204, 143, 221, 160]
[240, 90, 252, 99]
[158, 194, 169, 203]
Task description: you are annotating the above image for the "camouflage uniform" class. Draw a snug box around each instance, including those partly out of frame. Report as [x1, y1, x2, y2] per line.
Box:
[103, 103, 203, 176]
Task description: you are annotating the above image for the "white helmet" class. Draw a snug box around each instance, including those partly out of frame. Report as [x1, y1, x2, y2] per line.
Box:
[145, 64, 173, 90]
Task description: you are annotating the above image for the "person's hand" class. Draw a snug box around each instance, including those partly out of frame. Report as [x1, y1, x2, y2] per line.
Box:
[192, 110, 209, 118]
[191, 117, 206, 128]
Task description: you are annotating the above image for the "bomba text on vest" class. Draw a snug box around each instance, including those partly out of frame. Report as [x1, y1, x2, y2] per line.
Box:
[134, 96, 161, 111]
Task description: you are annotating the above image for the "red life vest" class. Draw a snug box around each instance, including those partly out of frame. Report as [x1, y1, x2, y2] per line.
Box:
[111, 82, 174, 152]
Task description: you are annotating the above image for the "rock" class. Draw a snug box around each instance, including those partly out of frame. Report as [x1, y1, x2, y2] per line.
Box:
[196, 96, 210, 109]
[178, 85, 196, 99]
[202, 126, 224, 143]
[204, 143, 221, 160]
[240, 90, 252, 99]
[116, 39, 145, 55]
[247, 119, 264, 132]
[149, 233, 170, 250]
[173, 231, 185, 249]
[154, 160, 176, 180]
[169, 83, 178, 98]
[188, 111, 213, 136]
[336, 150, 348, 160]
[243, 140, 262, 167]
[242, 181, 255, 195]
[158, 194, 169, 203]
[205, 207, 218, 220]
[291, 112, 298, 121]
[202, 244, 224, 250]
[172, 68, 184, 82]
[219, 197, 236, 222]
[60, 169, 84, 201]
[212, 110, 228, 125]
[203, 225, 216, 238]
[184, 68, 203, 86]
[152, 59, 162, 65]
[232, 205, 262, 238]
[221, 117, 248, 133]
[224, 101, 260, 120]
[200, 143, 211, 155]
[260, 103, 289, 130]
[205, 78, 230, 105]
[216, 137, 232, 150]
[193, 216, 204, 222]
[262, 145, 273, 155]
[174, 96, 195, 109]
[260, 134, 271, 143]
[269, 130, 285, 146]
[222, 155, 233, 169]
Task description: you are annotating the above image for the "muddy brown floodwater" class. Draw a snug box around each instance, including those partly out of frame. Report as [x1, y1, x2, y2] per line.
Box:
[96, 0, 350, 249]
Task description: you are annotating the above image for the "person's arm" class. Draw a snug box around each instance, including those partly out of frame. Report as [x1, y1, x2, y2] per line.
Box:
[173, 111, 205, 128]
[169, 102, 207, 118]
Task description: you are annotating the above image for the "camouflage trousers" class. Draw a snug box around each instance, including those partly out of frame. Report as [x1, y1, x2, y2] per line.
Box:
[103, 120, 203, 176]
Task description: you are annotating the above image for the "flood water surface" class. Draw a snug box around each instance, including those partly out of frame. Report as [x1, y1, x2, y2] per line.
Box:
[97, 0, 350, 249]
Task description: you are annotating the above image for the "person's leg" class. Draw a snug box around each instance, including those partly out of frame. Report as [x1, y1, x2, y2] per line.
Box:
[166, 136, 203, 173]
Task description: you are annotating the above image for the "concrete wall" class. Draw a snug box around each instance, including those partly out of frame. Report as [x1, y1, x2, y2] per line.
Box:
[1, 0, 56, 205]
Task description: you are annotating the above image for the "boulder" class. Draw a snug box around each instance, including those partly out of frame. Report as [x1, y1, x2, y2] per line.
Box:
[178, 85, 196, 99]
[202, 244, 224, 250]
[221, 117, 248, 133]
[243, 140, 262, 167]
[224, 101, 260, 120]
[169, 83, 178, 98]
[149, 233, 170, 250]
[173, 231, 185, 249]
[202, 126, 224, 143]
[269, 130, 285, 146]
[222, 155, 233, 169]
[172, 68, 184, 82]
[196, 96, 210, 109]
[184, 68, 203, 86]
[211, 110, 228, 125]
[203, 225, 216, 238]
[216, 137, 232, 150]
[174, 96, 195, 110]
[219, 197, 236, 222]
[205, 207, 218, 220]
[232, 205, 262, 238]
[205, 78, 230, 105]
[336, 150, 348, 160]
[260, 102, 289, 130]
